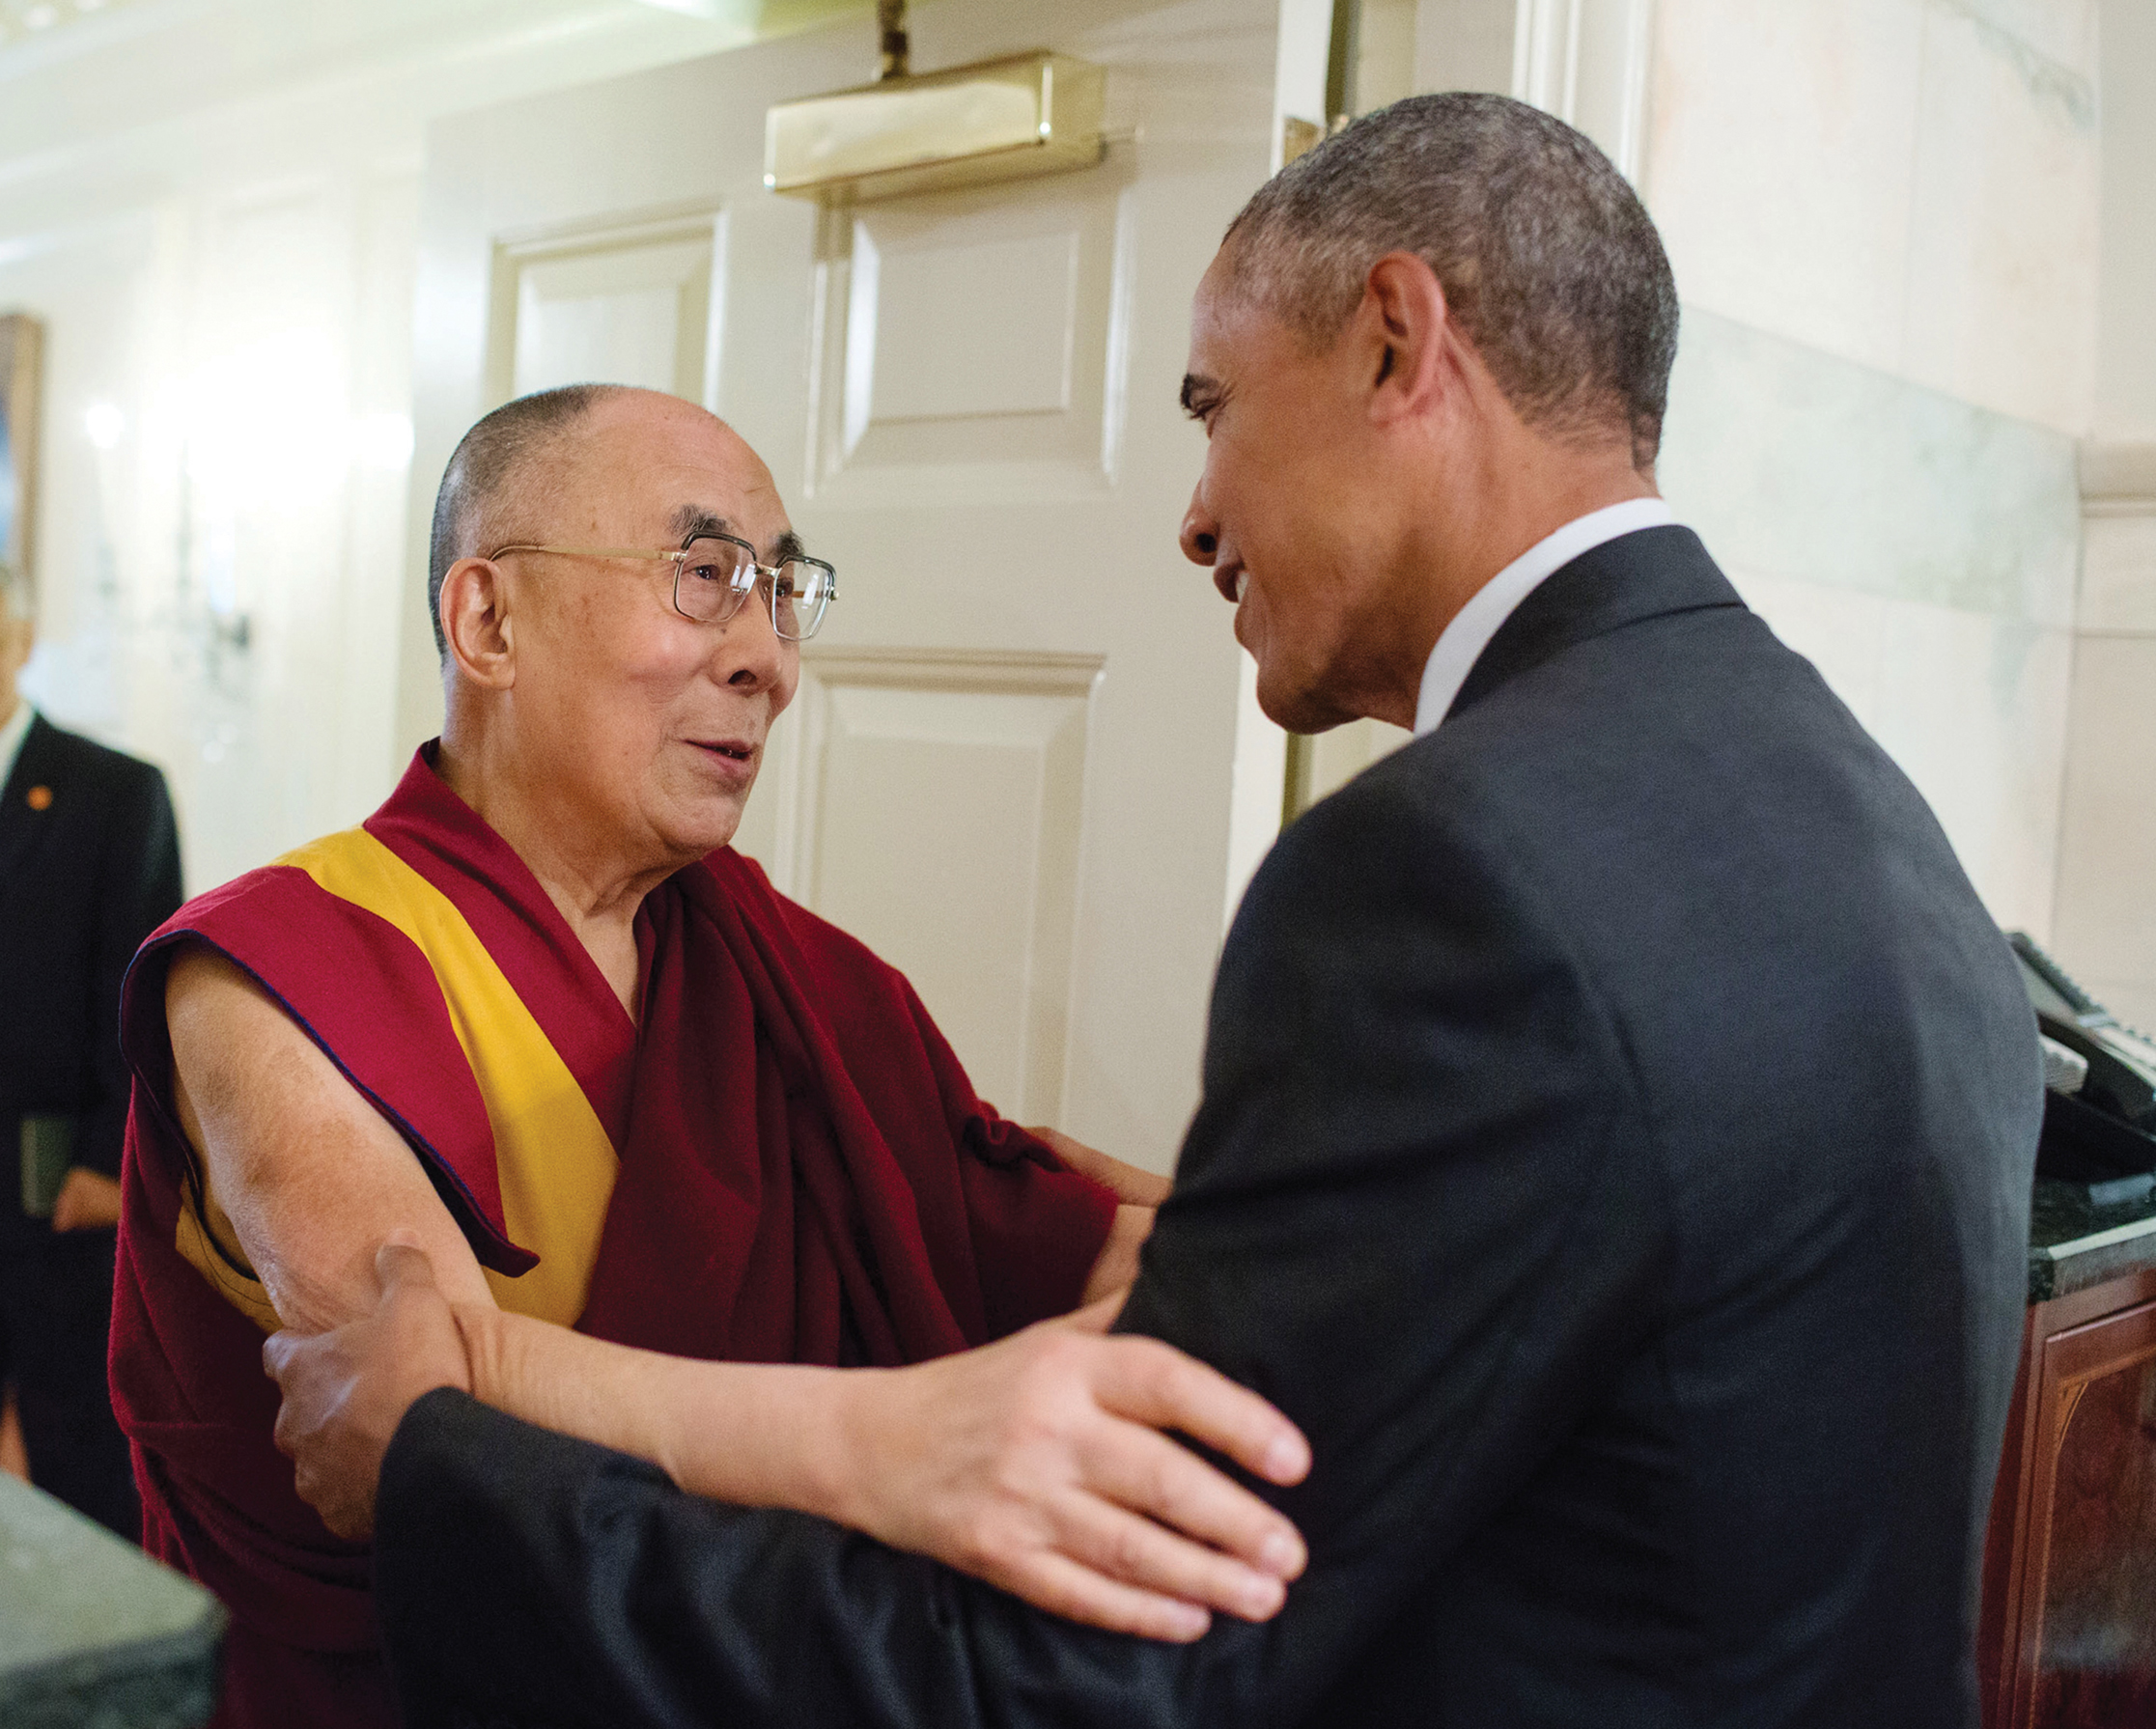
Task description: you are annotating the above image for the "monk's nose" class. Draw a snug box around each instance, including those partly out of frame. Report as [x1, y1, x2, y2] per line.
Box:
[1180, 487, 1219, 567]
[720, 588, 787, 687]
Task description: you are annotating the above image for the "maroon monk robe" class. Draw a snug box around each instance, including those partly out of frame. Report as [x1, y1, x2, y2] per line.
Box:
[108, 747, 1118, 1729]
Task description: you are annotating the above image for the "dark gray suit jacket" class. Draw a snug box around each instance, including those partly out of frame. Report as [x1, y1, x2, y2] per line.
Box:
[0, 712, 183, 1190]
[375, 528, 2040, 1729]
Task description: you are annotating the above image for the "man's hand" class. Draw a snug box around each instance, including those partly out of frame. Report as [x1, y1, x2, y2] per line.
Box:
[830, 1297, 1311, 1642]
[49, 1167, 123, 1232]
[263, 1238, 472, 1540]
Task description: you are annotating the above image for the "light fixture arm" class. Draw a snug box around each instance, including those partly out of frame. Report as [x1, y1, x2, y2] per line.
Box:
[877, 0, 909, 80]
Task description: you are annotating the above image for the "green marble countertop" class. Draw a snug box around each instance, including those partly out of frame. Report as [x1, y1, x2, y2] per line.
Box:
[2030, 1173, 2156, 1302]
[0, 1470, 224, 1727]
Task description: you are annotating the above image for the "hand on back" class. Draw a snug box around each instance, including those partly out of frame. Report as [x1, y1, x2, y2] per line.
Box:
[266, 1240, 1312, 1640]
[826, 1295, 1310, 1641]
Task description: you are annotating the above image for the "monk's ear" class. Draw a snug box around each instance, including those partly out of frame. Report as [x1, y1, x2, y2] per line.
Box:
[439, 556, 517, 690]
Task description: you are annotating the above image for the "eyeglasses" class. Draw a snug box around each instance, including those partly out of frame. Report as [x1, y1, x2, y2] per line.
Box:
[487, 533, 838, 641]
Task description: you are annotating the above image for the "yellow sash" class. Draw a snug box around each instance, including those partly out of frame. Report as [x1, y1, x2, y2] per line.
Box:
[175, 828, 621, 1331]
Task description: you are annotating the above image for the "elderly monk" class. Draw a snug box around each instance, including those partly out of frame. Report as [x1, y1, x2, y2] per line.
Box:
[108, 384, 1308, 1729]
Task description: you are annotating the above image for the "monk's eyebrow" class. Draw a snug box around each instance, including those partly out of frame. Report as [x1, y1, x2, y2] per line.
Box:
[668, 506, 809, 565]
[668, 505, 734, 544]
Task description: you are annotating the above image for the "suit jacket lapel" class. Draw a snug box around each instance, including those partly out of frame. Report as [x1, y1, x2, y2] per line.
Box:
[0, 714, 62, 883]
[1446, 525, 1748, 725]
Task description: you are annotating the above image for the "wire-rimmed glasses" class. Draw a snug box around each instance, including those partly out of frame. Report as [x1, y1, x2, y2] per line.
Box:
[487, 533, 838, 641]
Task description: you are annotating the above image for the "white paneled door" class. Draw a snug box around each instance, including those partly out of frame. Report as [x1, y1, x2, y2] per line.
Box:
[400, 0, 1292, 1168]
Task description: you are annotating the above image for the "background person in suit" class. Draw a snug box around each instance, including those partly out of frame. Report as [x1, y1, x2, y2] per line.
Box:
[0, 562, 182, 1537]
[267, 95, 2042, 1728]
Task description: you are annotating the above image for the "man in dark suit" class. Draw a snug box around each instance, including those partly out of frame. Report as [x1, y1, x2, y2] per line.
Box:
[267, 95, 2041, 1726]
[0, 564, 182, 1536]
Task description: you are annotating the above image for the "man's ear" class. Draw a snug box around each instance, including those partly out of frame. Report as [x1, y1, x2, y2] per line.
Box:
[438, 557, 517, 690]
[1358, 252, 1453, 427]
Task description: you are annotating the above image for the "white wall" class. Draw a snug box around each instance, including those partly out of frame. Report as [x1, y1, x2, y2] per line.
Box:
[0, 0, 856, 895]
[2050, 0, 2156, 1028]
[4, 0, 2137, 973]
[1334, 0, 2097, 946]
[1643, 0, 2099, 943]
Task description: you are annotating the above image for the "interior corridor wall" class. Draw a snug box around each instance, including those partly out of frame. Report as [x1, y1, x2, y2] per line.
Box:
[0, 2, 830, 896]
[2050, 0, 2156, 1030]
[1324, 0, 2095, 962]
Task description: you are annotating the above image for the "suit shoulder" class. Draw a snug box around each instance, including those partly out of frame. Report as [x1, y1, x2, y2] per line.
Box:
[37, 720, 172, 795]
[1260, 727, 1512, 892]
[1233, 728, 1553, 973]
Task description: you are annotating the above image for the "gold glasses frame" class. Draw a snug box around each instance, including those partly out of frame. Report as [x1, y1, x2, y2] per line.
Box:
[486, 532, 837, 641]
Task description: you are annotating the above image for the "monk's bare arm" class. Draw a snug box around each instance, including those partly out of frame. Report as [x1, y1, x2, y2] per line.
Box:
[449, 1285, 1312, 1641]
[165, 945, 501, 1333]
[169, 949, 856, 1484]
[197, 949, 1309, 1635]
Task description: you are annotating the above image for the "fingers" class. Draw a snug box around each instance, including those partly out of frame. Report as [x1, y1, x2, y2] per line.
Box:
[992, 1549, 1212, 1643]
[1100, 1337, 1312, 1488]
[1053, 1486, 1289, 1622]
[1083, 1421, 1304, 1582]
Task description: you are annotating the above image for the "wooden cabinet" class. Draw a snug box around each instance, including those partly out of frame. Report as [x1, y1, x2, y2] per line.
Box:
[1982, 1267, 2156, 1727]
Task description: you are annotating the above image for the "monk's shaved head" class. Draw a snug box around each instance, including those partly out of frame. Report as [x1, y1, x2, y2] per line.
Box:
[427, 383, 634, 657]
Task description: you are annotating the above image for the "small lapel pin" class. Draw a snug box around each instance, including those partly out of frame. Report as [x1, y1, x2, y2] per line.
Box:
[26, 786, 52, 812]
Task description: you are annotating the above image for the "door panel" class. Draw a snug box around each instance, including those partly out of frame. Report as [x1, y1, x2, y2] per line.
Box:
[743, 648, 1101, 1124]
[403, 0, 1282, 1167]
[811, 170, 1133, 503]
[488, 209, 723, 403]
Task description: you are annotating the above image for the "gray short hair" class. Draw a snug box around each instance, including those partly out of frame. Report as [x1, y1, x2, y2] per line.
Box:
[1223, 93, 1679, 469]
[426, 383, 630, 657]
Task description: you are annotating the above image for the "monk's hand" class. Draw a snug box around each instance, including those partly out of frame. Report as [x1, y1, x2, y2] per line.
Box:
[830, 1297, 1310, 1642]
[1028, 1125, 1172, 1208]
[1080, 1206, 1156, 1306]
[49, 1167, 123, 1232]
[263, 1237, 471, 1540]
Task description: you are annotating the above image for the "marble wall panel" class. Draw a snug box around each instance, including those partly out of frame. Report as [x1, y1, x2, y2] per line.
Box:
[2078, 513, 2156, 633]
[1659, 307, 2082, 627]
[2053, 633, 2156, 996]
[1868, 600, 2070, 935]
[1946, 0, 2098, 84]
[1644, 0, 1923, 377]
[1645, 0, 2099, 435]
[2094, 0, 2156, 442]
[1902, 0, 2100, 433]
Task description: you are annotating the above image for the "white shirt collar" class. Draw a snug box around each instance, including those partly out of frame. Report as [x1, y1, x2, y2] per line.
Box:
[0, 698, 33, 792]
[1413, 497, 1678, 736]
